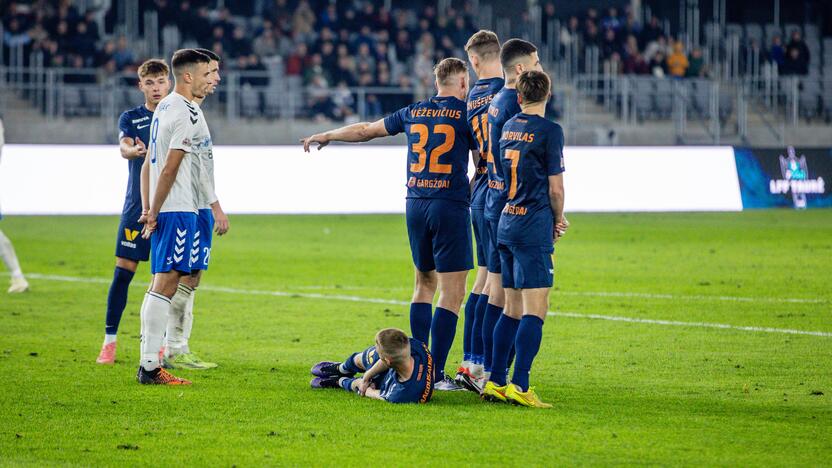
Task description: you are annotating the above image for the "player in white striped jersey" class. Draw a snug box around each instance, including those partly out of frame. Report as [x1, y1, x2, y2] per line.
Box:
[135, 49, 213, 385]
[161, 48, 230, 370]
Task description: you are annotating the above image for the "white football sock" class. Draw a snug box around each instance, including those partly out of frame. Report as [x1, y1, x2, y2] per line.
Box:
[470, 363, 484, 377]
[165, 284, 193, 356]
[140, 292, 171, 371]
[181, 288, 196, 354]
[0, 229, 24, 279]
[103, 334, 117, 345]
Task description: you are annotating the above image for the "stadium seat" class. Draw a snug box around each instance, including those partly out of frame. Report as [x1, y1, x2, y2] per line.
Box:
[764, 23, 782, 42]
[61, 87, 83, 117]
[744, 24, 763, 44]
[240, 86, 261, 117]
[726, 23, 743, 40]
[630, 77, 655, 120]
[82, 87, 102, 116]
[654, 79, 673, 118]
[784, 23, 801, 37]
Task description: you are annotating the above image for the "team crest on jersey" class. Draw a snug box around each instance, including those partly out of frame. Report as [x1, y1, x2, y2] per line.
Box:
[181, 138, 191, 146]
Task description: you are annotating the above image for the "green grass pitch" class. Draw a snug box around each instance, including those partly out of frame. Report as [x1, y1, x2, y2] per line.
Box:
[0, 210, 830, 466]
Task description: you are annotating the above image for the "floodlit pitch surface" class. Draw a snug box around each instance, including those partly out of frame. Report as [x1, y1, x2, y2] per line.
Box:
[0, 211, 829, 466]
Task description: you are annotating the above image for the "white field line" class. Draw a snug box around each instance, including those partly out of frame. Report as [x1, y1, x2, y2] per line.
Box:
[11, 273, 832, 338]
[10, 273, 826, 304]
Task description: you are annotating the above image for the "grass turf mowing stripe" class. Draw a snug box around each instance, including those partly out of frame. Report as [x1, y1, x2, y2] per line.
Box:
[14, 272, 832, 338]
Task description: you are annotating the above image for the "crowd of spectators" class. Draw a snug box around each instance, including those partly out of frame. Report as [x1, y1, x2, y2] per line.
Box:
[543, 4, 815, 78]
[1, 1, 823, 120]
[2, 0, 480, 120]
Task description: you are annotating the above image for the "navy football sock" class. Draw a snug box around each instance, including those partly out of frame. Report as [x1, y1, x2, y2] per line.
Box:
[105, 266, 135, 335]
[512, 316, 544, 392]
[409, 302, 432, 344]
[462, 293, 480, 362]
[481, 303, 503, 372]
[488, 314, 520, 386]
[430, 307, 458, 381]
[470, 294, 489, 364]
[339, 377, 357, 392]
[340, 353, 363, 375]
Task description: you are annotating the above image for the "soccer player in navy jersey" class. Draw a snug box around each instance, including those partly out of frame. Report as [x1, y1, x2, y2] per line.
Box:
[455, 30, 505, 393]
[96, 59, 171, 365]
[480, 39, 543, 386]
[301, 58, 478, 391]
[483, 70, 568, 408]
[310, 328, 434, 404]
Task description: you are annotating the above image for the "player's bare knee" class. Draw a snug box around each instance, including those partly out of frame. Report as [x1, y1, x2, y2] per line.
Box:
[115, 257, 138, 273]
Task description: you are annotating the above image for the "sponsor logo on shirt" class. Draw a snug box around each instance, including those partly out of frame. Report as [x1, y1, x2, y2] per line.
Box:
[409, 178, 450, 189]
[131, 116, 150, 124]
[502, 203, 528, 216]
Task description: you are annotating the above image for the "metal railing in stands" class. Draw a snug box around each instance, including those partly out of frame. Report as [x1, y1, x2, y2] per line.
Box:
[2, 62, 830, 145]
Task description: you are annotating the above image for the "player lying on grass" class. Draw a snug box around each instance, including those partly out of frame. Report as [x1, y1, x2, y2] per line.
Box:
[310, 328, 434, 404]
[481, 70, 567, 408]
[301, 58, 479, 392]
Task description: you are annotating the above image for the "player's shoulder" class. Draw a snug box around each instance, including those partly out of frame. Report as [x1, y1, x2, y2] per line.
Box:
[119, 105, 145, 121]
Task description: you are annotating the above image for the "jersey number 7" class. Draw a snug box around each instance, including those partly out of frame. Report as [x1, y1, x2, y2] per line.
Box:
[505, 149, 522, 199]
[410, 124, 455, 174]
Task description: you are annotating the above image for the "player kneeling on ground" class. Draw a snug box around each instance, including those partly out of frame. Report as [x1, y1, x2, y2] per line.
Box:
[310, 328, 434, 404]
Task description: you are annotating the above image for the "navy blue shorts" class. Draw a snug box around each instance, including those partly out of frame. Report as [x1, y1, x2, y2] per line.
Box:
[483, 216, 502, 274]
[405, 198, 473, 273]
[190, 208, 214, 271]
[150, 212, 197, 275]
[115, 210, 151, 262]
[498, 243, 555, 289]
[471, 208, 488, 268]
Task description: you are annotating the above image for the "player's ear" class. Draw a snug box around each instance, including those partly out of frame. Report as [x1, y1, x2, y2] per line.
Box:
[517, 94, 524, 106]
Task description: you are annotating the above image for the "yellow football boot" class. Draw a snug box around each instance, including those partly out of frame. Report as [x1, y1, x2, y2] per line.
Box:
[481, 380, 508, 403]
[504, 384, 552, 409]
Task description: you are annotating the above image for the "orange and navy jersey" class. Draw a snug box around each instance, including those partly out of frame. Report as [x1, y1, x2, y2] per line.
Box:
[484, 87, 522, 220]
[467, 77, 505, 209]
[378, 338, 434, 404]
[384, 96, 477, 204]
[497, 113, 565, 246]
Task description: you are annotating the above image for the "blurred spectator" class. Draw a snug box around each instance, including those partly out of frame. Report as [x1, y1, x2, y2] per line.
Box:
[601, 28, 621, 60]
[686, 47, 708, 77]
[640, 15, 663, 48]
[650, 51, 668, 77]
[786, 30, 810, 69]
[600, 7, 622, 34]
[285, 43, 309, 76]
[560, 16, 581, 52]
[623, 36, 648, 74]
[666, 41, 689, 77]
[112, 36, 135, 70]
[253, 28, 279, 58]
[644, 35, 669, 62]
[769, 35, 785, 67]
[781, 47, 808, 75]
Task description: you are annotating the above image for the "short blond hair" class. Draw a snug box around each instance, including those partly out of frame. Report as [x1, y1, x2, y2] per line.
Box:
[434, 57, 468, 86]
[375, 328, 410, 364]
[465, 30, 500, 60]
[137, 59, 169, 79]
